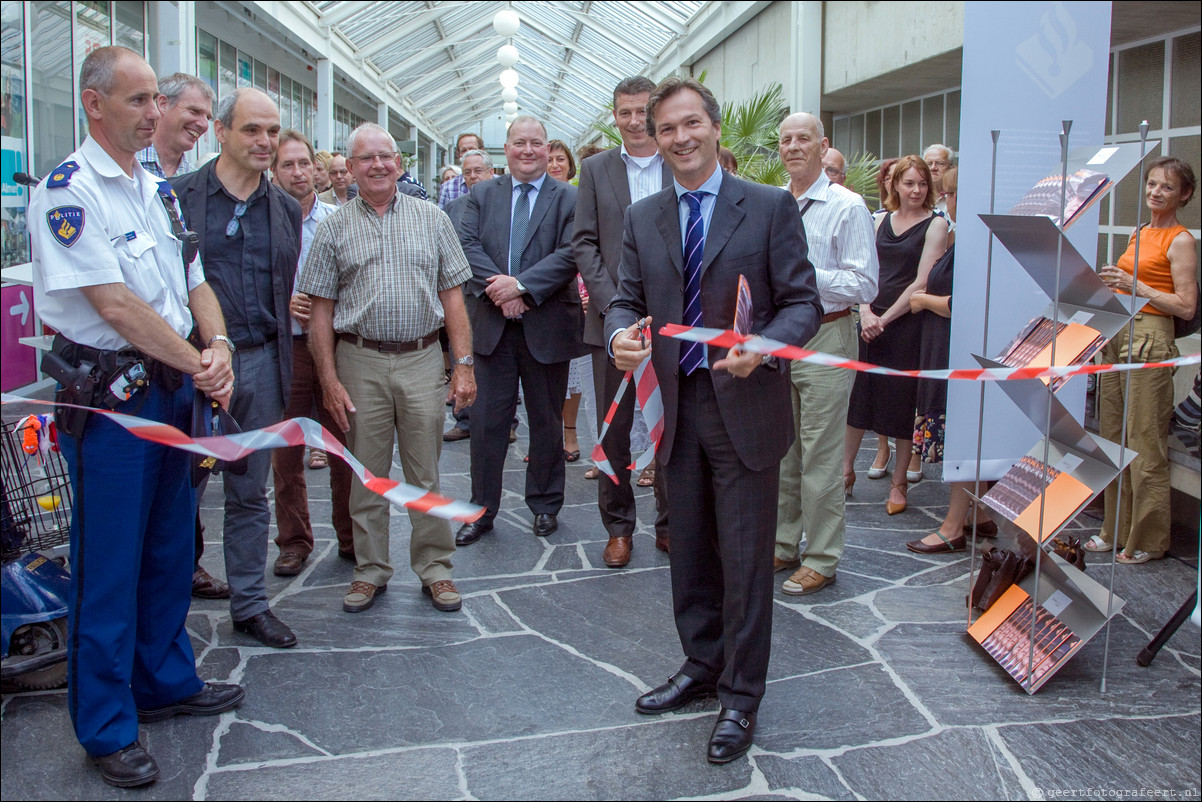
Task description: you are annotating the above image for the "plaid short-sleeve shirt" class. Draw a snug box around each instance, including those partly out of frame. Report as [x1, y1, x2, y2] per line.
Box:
[298, 192, 471, 342]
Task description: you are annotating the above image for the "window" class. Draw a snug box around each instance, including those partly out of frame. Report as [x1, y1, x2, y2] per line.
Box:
[2, 1, 28, 268]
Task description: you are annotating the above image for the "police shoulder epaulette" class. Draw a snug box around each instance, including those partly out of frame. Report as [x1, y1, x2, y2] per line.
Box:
[46, 161, 81, 188]
[156, 180, 178, 199]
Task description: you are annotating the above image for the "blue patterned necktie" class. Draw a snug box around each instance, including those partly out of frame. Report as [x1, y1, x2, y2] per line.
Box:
[679, 191, 707, 375]
[509, 183, 533, 274]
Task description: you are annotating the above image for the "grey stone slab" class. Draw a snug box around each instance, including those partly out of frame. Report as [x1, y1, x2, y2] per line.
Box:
[463, 594, 525, 635]
[216, 720, 324, 766]
[768, 604, 874, 680]
[0, 694, 215, 801]
[838, 542, 949, 582]
[544, 543, 584, 572]
[754, 754, 855, 800]
[187, 612, 217, 643]
[873, 584, 975, 625]
[496, 570, 684, 686]
[198, 647, 244, 682]
[758, 664, 933, 752]
[204, 747, 461, 800]
[904, 560, 974, 588]
[462, 716, 753, 800]
[449, 519, 549, 578]
[241, 584, 480, 651]
[996, 715, 1202, 800]
[806, 600, 886, 642]
[236, 634, 637, 753]
[831, 727, 1017, 801]
[300, 546, 357, 589]
[874, 621, 1202, 726]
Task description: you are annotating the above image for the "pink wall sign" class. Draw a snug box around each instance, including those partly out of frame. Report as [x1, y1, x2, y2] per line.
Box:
[1, 284, 38, 391]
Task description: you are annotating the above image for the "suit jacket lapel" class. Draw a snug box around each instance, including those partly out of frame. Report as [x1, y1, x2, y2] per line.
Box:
[521, 178, 555, 255]
[496, 175, 514, 263]
[605, 150, 632, 209]
[699, 178, 745, 275]
[655, 190, 684, 276]
[659, 161, 672, 192]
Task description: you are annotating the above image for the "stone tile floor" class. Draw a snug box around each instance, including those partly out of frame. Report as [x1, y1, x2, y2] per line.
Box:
[2, 404, 1199, 800]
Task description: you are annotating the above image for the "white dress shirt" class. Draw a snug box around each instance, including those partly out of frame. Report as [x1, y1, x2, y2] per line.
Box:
[621, 145, 664, 204]
[785, 172, 879, 315]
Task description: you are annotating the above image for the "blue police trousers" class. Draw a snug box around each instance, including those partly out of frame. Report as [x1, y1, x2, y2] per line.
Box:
[60, 379, 203, 756]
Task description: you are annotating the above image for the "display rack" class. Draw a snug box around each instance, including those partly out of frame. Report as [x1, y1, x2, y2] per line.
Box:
[965, 137, 1158, 694]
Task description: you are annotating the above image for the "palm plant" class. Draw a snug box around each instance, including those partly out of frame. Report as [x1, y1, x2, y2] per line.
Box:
[844, 152, 881, 209]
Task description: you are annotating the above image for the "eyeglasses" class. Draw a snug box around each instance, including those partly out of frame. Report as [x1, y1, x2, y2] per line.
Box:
[225, 201, 248, 237]
[926, 160, 951, 169]
[824, 166, 846, 178]
[352, 152, 398, 165]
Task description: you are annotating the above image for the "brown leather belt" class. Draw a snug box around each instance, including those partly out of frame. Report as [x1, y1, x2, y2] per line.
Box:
[338, 331, 439, 353]
[821, 308, 851, 324]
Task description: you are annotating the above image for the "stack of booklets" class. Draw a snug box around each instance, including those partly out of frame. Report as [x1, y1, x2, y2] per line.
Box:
[982, 455, 1092, 543]
[1009, 167, 1112, 228]
[968, 584, 1084, 692]
[995, 315, 1107, 390]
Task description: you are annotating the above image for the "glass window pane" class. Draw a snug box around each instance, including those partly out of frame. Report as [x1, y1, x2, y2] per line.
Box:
[832, 116, 849, 154]
[197, 29, 217, 95]
[1168, 134, 1199, 232]
[883, 105, 900, 159]
[901, 100, 921, 156]
[219, 40, 236, 98]
[75, 0, 111, 144]
[237, 52, 251, 88]
[864, 110, 881, 159]
[31, 1, 75, 176]
[267, 67, 279, 108]
[945, 91, 960, 153]
[922, 96, 943, 154]
[113, 0, 143, 55]
[1116, 41, 1164, 134]
[2, 1, 30, 268]
[849, 114, 864, 155]
[1105, 52, 1114, 138]
[252, 59, 265, 91]
[1170, 33, 1200, 130]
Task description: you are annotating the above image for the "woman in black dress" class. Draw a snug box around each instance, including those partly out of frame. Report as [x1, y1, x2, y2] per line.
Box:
[903, 167, 996, 552]
[844, 155, 948, 514]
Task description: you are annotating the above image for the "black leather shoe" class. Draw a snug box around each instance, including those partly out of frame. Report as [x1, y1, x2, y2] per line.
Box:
[232, 610, 297, 648]
[707, 708, 756, 763]
[533, 513, 558, 537]
[137, 682, 246, 722]
[455, 520, 494, 546]
[90, 741, 159, 788]
[635, 672, 717, 714]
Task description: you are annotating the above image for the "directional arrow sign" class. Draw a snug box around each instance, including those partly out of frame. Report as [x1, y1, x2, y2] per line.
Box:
[9, 289, 29, 326]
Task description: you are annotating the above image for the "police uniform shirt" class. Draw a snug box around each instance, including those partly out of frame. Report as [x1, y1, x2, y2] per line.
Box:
[30, 137, 205, 352]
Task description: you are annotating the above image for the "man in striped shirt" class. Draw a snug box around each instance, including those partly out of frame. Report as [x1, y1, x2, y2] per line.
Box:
[774, 112, 879, 597]
[136, 73, 214, 179]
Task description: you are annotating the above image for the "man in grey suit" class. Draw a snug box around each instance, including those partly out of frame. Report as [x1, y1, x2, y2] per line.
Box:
[455, 116, 584, 545]
[574, 76, 673, 568]
[606, 78, 822, 763]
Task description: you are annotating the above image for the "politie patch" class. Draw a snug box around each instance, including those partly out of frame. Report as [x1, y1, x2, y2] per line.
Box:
[47, 206, 85, 248]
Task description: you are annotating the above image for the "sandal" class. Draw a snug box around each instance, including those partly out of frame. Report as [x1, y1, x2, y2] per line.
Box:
[563, 426, 580, 462]
[637, 467, 655, 487]
[1082, 534, 1112, 553]
[1116, 550, 1152, 565]
[584, 466, 600, 480]
[308, 449, 328, 470]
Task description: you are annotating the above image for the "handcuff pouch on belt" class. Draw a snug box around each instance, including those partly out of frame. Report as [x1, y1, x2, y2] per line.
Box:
[41, 334, 159, 437]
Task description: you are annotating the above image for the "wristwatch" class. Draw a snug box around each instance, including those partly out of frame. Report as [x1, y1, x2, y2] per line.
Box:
[208, 334, 236, 352]
[454, 355, 474, 367]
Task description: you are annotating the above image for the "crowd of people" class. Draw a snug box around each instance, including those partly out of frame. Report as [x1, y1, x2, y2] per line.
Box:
[25, 44, 1198, 787]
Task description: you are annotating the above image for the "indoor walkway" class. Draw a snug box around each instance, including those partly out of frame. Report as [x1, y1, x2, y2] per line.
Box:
[1, 401, 1199, 800]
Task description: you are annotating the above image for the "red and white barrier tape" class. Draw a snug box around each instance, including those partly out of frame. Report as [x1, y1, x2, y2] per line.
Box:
[659, 324, 1200, 380]
[0, 394, 484, 523]
[590, 324, 665, 485]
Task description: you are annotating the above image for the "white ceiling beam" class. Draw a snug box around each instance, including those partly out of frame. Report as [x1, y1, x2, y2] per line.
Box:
[317, 0, 375, 29]
[554, 8, 658, 61]
[353, 5, 450, 58]
[385, 36, 495, 85]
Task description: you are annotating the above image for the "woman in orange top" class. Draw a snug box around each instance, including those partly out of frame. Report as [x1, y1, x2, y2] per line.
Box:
[1091, 156, 1198, 563]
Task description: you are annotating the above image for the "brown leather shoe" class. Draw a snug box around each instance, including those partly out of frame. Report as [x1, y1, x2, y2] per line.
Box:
[603, 536, 632, 568]
[422, 579, 462, 611]
[191, 568, 230, 600]
[773, 556, 801, 573]
[343, 581, 387, 613]
[781, 566, 835, 596]
[273, 552, 305, 577]
[443, 426, 470, 442]
[655, 533, 670, 554]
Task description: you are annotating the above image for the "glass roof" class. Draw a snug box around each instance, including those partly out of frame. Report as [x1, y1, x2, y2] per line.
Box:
[311, 0, 710, 143]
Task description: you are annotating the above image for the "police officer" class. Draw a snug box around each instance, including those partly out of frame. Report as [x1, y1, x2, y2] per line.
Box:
[28, 46, 244, 788]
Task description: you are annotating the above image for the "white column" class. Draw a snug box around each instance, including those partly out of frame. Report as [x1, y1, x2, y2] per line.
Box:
[377, 102, 389, 129]
[148, 0, 196, 76]
[790, 1, 822, 115]
[316, 58, 334, 151]
[427, 139, 438, 190]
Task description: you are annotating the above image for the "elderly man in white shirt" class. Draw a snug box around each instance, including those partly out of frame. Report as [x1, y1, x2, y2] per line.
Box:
[774, 112, 879, 596]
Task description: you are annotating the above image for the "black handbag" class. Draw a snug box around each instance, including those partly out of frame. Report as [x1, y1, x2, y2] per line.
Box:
[190, 395, 249, 486]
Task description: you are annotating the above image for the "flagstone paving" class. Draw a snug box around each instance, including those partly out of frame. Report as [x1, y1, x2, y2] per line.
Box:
[2, 401, 1199, 800]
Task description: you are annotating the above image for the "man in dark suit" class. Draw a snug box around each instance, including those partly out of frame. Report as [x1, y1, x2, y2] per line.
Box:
[455, 116, 584, 545]
[574, 76, 673, 568]
[171, 87, 302, 649]
[605, 78, 822, 763]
